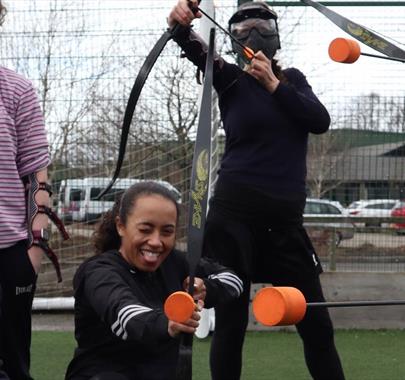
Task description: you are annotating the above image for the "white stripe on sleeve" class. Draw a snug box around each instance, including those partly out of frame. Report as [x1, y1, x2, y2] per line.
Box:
[111, 304, 153, 340]
[208, 272, 243, 295]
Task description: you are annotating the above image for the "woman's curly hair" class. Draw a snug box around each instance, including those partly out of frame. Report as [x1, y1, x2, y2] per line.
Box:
[0, 2, 7, 26]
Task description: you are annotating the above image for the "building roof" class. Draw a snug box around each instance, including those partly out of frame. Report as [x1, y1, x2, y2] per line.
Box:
[346, 142, 405, 158]
[308, 141, 405, 182]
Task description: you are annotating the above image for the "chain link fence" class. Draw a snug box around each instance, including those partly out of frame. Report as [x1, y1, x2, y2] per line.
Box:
[1, 0, 404, 295]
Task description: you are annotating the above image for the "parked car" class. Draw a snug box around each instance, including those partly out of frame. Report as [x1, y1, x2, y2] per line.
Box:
[391, 202, 405, 234]
[57, 177, 182, 223]
[347, 199, 401, 227]
[304, 198, 354, 246]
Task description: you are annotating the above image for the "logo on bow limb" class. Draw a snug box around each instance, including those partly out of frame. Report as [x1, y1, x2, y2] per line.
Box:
[191, 149, 209, 229]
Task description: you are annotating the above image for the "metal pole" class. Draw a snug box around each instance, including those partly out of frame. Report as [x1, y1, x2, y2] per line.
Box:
[200, 0, 215, 41]
[329, 228, 336, 271]
[265, 1, 405, 6]
[361, 52, 405, 63]
[308, 300, 405, 307]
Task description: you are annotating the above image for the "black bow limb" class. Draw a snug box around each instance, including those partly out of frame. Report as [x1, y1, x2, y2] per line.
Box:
[176, 26, 216, 380]
[301, 0, 405, 60]
[97, 1, 202, 200]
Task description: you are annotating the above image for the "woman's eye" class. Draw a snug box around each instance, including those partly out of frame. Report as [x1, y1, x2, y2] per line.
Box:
[139, 228, 151, 234]
[162, 229, 175, 236]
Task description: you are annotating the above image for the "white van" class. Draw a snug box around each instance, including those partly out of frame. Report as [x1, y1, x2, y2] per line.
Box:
[56, 178, 85, 222]
[57, 177, 182, 223]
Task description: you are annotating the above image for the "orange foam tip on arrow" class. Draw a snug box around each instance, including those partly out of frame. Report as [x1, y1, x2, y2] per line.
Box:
[252, 287, 307, 326]
[328, 38, 361, 64]
[164, 291, 195, 323]
[243, 46, 255, 61]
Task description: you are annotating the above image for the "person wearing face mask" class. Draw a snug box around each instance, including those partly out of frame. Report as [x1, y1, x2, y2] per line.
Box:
[65, 181, 243, 380]
[168, 1, 345, 380]
[228, 2, 281, 67]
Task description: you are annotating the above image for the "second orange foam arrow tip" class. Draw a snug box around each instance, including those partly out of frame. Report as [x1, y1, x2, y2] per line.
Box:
[253, 287, 307, 326]
[328, 37, 361, 63]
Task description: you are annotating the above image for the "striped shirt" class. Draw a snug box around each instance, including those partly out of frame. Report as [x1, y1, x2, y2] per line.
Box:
[0, 66, 50, 248]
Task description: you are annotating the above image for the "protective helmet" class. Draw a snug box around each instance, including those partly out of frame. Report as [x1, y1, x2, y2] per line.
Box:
[228, 1, 281, 63]
[228, 1, 279, 26]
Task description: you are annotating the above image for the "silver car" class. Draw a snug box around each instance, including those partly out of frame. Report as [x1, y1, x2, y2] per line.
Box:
[304, 198, 355, 246]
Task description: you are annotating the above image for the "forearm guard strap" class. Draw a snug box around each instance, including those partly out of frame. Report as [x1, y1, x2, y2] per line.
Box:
[24, 173, 44, 247]
[24, 173, 69, 282]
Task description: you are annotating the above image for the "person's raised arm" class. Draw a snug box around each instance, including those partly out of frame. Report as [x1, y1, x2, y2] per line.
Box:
[167, 0, 201, 28]
[167, 0, 225, 74]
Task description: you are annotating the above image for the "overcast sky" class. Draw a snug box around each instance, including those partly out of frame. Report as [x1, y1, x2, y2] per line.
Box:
[4, 1, 405, 101]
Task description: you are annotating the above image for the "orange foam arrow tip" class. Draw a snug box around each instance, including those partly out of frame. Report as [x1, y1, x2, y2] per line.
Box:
[243, 46, 255, 60]
[253, 287, 307, 326]
[328, 38, 361, 64]
[164, 291, 195, 323]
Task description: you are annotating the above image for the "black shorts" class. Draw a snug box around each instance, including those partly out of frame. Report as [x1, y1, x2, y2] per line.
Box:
[203, 177, 322, 283]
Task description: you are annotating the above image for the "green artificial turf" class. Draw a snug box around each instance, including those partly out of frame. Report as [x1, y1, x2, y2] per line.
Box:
[31, 330, 405, 380]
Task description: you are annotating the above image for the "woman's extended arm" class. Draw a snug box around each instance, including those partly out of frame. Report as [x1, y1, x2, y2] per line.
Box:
[195, 257, 244, 308]
[81, 260, 200, 342]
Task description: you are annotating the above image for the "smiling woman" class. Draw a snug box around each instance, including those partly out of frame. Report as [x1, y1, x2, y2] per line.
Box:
[64, 181, 243, 380]
[115, 187, 178, 272]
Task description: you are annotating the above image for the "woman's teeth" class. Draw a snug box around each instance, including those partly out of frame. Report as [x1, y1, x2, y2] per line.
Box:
[142, 251, 159, 258]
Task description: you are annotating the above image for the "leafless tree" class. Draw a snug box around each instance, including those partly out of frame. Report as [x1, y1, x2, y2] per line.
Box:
[307, 131, 349, 198]
[346, 92, 405, 132]
[90, 50, 199, 196]
[1, 0, 134, 181]
[307, 92, 405, 198]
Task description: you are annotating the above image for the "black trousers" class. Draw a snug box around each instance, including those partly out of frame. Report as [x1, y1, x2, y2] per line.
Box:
[210, 274, 345, 380]
[0, 241, 37, 380]
[204, 177, 345, 380]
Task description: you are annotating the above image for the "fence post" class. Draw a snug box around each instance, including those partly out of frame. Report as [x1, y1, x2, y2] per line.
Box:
[329, 228, 337, 271]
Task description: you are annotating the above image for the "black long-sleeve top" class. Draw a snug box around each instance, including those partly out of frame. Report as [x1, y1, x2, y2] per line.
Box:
[172, 27, 331, 199]
[65, 249, 242, 380]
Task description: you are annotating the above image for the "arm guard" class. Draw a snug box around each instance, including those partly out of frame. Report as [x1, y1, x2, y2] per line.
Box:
[24, 172, 70, 282]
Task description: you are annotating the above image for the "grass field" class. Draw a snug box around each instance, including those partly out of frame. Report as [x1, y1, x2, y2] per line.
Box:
[32, 330, 405, 380]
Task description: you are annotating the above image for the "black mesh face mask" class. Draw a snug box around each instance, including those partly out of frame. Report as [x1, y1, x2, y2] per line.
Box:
[228, 3, 281, 64]
[231, 22, 280, 63]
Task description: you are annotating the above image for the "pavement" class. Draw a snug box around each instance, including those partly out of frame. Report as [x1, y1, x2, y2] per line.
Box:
[32, 312, 74, 331]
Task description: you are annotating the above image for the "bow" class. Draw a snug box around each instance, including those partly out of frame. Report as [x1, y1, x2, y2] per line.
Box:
[301, 0, 405, 60]
[96, 29, 173, 199]
[176, 26, 216, 380]
[97, 2, 203, 200]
